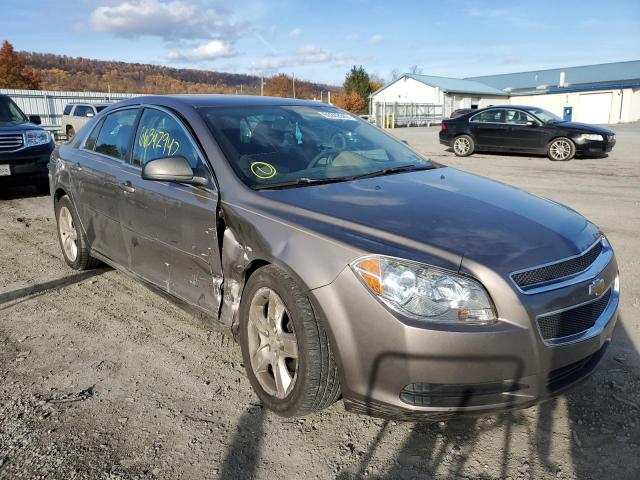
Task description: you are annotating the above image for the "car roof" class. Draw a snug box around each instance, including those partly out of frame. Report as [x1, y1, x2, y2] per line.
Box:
[119, 94, 326, 109]
[68, 102, 111, 106]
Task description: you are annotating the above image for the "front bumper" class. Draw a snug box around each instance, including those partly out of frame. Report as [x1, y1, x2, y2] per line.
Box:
[574, 136, 616, 155]
[0, 144, 53, 186]
[311, 257, 619, 421]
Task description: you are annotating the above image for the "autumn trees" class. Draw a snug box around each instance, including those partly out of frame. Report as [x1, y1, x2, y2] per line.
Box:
[334, 65, 382, 114]
[0, 41, 40, 89]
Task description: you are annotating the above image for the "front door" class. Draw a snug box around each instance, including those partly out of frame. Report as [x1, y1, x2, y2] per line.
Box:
[469, 109, 508, 149]
[119, 107, 223, 315]
[72, 108, 139, 267]
[503, 109, 547, 152]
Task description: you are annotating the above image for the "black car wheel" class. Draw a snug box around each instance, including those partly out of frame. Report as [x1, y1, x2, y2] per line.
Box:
[66, 126, 75, 140]
[239, 265, 341, 417]
[453, 134, 474, 157]
[547, 137, 575, 161]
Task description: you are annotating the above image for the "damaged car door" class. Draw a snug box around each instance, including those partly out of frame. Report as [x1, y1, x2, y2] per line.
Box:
[118, 106, 223, 313]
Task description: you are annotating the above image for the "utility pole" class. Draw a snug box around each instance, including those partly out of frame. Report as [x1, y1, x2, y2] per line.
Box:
[292, 73, 296, 99]
[260, 73, 264, 96]
[320, 91, 323, 103]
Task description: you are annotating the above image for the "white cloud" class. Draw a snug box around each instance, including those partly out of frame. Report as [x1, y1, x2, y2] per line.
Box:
[369, 34, 384, 44]
[90, 0, 245, 40]
[167, 40, 238, 62]
[289, 27, 303, 38]
[297, 45, 332, 63]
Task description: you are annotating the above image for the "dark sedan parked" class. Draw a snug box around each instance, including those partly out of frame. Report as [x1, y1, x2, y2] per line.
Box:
[440, 105, 616, 161]
[50, 96, 618, 420]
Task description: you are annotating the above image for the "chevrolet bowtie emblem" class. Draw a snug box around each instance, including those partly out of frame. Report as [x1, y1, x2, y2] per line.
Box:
[589, 278, 606, 297]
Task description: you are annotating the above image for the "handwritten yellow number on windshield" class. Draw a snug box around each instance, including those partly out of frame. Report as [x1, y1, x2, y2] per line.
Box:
[250, 161, 277, 179]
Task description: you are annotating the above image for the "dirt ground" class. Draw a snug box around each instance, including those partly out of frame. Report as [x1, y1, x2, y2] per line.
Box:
[1, 123, 639, 480]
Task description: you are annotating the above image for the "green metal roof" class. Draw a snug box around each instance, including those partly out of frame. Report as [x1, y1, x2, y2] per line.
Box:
[371, 73, 508, 97]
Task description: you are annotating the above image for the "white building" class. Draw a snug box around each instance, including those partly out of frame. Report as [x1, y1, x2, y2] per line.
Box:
[370, 60, 640, 125]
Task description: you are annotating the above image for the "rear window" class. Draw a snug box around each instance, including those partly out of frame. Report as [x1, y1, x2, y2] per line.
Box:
[63, 105, 73, 115]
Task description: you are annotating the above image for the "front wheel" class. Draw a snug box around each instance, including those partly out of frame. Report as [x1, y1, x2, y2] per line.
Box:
[547, 137, 575, 161]
[453, 134, 475, 157]
[239, 265, 341, 417]
[66, 126, 75, 140]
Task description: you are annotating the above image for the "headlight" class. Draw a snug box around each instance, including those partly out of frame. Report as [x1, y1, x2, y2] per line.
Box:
[25, 130, 52, 148]
[580, 133, 603, 141]
[351, 256, 496, 325]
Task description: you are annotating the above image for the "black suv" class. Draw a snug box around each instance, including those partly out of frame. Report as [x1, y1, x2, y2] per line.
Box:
[0, 94, 54, 191]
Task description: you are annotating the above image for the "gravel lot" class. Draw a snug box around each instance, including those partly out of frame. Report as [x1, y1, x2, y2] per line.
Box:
[1, 123, 639, 480]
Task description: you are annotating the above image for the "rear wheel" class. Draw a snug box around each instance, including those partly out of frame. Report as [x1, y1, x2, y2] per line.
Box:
[239, 265, 341, 417]
[66, 126, 75, 140]
[547, 137, 575, 161]
[55, 195, 100, 270]
[453, 134, 475, 157]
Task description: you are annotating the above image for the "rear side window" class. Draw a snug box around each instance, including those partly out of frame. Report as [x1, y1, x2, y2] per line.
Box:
[94, 109, 138, 161]
[471, 110, 505, 123]
[74, 105, 95, 118]
[63, 105, 73, 115]
[84, 118, 105, 151]
[131, 108, 205, 173]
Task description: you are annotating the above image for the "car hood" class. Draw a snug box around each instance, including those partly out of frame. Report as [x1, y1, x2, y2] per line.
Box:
[0, 121, 45, 132]
[554, 121, 614, 135]
[256, 167, 601, 276]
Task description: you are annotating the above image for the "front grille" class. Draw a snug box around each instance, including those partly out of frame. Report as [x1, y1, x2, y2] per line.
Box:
[512, 240, 603, 288]
[0, 133, 24, 152]
[537, 288, 611, 341]
[400, 381, 528, 408]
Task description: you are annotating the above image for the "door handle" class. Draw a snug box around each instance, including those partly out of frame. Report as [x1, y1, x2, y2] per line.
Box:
[119, 181, 135, 193]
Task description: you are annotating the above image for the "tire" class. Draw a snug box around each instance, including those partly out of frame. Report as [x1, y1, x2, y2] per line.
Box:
[239, 265, 341, 417]
[547, 137, 575, 161]
[66, 126, 75, 140]
[453, 134, 475, 157]
[55, 195, 100, 270]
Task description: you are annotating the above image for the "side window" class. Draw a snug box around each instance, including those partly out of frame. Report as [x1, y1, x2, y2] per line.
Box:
[131, 108, 206, 176]
[94, 109, 138, 161]
[471, 110, 505, 123]
[505, 109, 531, 125]
[63, 105, 73, 115]
[74, 105, 95, 118]
[84, 117, 105, 151]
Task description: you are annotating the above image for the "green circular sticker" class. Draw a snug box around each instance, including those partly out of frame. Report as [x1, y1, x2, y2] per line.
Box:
[251, 161, 277, 179]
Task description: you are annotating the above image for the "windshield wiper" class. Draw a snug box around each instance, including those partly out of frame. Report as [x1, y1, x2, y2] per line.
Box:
[349, 164, 434, 180]
[251, 176, 352, 190]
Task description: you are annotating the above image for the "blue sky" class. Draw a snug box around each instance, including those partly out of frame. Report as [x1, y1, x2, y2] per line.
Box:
[2, 0, 639, 85]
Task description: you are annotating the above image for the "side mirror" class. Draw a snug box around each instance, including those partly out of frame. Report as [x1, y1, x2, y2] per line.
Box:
[29, 115, 42, 125]
[141, 156, 208, 187]
[526, 120, 539, 127]
[86, 112, 95, 118]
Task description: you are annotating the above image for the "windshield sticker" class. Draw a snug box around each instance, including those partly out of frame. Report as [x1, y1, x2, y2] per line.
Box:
[250, 161, 277, 179]
[317, 111, 357, 121]
[138, 127, 180, 156]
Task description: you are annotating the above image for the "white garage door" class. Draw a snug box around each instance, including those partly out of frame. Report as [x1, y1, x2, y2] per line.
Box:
[577, 93, 612, 124]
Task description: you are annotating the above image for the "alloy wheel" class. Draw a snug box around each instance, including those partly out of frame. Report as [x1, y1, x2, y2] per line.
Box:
[550, 139, 572, 160]
[247, 287, 299, 399]
[58, 206, 78, 262]
[454, 136, 470, 155]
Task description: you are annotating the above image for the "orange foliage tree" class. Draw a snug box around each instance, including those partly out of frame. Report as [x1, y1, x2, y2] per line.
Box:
[0, 40, 40, 89]
[334, 91, 366, 114]
[264, 74, 317, 99]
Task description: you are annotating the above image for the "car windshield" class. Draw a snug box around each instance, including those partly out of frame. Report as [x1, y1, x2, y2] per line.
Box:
[200, 105, 437, 188]
[525, 107, 562, 124]
[0, 96, 27, 124]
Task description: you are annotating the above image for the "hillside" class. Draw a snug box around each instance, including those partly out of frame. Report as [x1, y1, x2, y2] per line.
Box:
[22, 51, 337, 97]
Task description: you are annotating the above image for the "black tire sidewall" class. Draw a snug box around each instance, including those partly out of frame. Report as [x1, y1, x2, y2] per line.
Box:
[55, 195, 85, 269]
[238, 266, 313, 416]
[453, 134, 474, 157]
